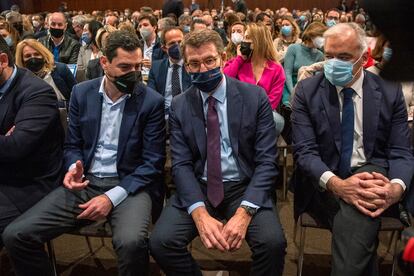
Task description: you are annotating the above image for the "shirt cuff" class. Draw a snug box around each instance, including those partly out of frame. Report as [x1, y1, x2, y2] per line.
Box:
[240, 200, 260, 210]
[187, 201, 205, 214]
[319, 171, 336, 190]
[105, 186, 128, 207]
[390, 178, 406, 191]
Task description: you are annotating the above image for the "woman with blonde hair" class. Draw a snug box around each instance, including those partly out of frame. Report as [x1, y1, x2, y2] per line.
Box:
[15, 39, 76, 103]
[273, 16, 302, 63]
[224, 22, 286, 134]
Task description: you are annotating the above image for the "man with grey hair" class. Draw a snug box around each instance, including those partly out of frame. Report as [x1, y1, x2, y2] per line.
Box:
[291, 22, 414, 276]
[71, 14, 88, 40]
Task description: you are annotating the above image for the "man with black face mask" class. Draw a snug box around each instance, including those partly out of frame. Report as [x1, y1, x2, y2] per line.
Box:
[38, 12, 80, 64]
[148, 26, 191, 115]
[4, 30, 166, 276]
[150, 29, 287, 276]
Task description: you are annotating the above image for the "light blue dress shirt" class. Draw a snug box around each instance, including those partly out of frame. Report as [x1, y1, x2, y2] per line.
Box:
[73, 77, 129, 207]
[164, 59, 184, 112]
[0, 66, 17, 99]
[187, 76, 259, 214]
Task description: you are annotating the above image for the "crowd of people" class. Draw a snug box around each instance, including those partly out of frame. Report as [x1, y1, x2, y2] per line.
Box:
[0, 0, 414, 275]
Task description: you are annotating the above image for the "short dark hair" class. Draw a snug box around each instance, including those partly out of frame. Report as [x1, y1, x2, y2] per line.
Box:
[103, 30, 142, 62]
[160, 26, 184, 46]
[181, 29, 224, 62]
[138, 13, 157, 27]
[0, 36, 14, 67]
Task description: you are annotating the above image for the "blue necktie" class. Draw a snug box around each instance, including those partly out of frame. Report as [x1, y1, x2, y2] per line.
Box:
[338, 88, 355, 179]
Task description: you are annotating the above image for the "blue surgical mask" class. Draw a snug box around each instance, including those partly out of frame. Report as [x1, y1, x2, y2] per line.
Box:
[383, 47, 392, 62]
[81, 33, 91, 45]
[167, 43, 181, 60]
[326, 19, 337, 28]
[183, 25, 191, 33]
[190, 67, 223, 92]
[4, 36, 13, 47]
[281, 25, 292, 36]
[324, 54, 364, 87]
[299, 15, 306, 22]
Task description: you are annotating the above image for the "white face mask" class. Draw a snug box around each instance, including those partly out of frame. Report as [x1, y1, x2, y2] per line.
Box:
[231, 32, 243, 45]
[312, 36, 325, 49]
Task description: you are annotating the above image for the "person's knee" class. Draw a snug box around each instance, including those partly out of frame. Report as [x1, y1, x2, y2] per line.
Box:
[112, 232, 148, 256]
[2, 221, 25, 250]
[253, 229, 287, 257]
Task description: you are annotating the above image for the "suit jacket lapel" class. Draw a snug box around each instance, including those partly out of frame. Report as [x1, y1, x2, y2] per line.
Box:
[117, 84, 143, 162]
[226, 78, 241, 156]
[86, 79, 103, 161]
[182, 66, 192, 91]
[189, 87, 207, 162]
[160, 59, 168, 96]
[0, 69, 21, 130]
[362, 73, 381, 158]
[320, 78, 342, 153]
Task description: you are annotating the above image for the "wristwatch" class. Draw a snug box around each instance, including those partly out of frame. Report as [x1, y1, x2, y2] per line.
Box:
[240, 205, 257, 217]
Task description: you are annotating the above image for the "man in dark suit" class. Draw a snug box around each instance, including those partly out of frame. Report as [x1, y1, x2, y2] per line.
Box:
[291, 23, 414, 276]
[3, 30, 166, 276]
[150, 29, 286, 276]
[0, 37, 64, 249]
[147, 27, 191, 114]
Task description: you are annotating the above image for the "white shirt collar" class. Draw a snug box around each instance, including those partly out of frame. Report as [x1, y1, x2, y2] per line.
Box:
[335, 70, 364, 98]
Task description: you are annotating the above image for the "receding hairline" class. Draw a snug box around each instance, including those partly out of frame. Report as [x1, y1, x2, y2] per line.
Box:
[49, 12, 67, 23]
[323, 23, 367, 53]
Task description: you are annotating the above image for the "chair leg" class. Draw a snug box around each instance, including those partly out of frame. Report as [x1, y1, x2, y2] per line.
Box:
[46, 240, 58, 276]
[387, 231, 396, 253]
[297, 226, 306, 276]
[282, 148, 288, 200]
[84, 236, 94, 255]
[293, 220, 298, 245]
[391, 231, 401, 276]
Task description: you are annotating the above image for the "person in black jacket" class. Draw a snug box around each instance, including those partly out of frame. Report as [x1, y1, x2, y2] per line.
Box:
[38, 12, 80, 64]
[0, 36, 64, 249]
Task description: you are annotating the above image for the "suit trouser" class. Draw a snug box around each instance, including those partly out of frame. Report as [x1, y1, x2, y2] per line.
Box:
[2, 175, 152, 276]
[307, 164, 398, 276]
[0, 190, 22, 249]
[149, 181, 287, 276]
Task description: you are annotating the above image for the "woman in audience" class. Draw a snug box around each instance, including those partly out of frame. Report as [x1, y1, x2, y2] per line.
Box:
[76, 20, 103, 82]
[224, 22, 286, 134]
[0, 21, 19, 54]
[15, 39, 76, 104]
[225, 21, 246, 60]
[368, 36, 414, 119]
[282, 22, 326, 107]
[273, 16, 301, 64]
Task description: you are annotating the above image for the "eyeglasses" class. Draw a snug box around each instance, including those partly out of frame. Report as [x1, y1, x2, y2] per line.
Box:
[185, 55, 220, 72]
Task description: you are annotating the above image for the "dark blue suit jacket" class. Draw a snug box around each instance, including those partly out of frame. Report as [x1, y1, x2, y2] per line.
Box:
[169, 76, 279, 209]
[147, 58, 191, 97]
[0, 68, 64, 212]
[64, 78, 166, 219]
[291, 71, 414, 218]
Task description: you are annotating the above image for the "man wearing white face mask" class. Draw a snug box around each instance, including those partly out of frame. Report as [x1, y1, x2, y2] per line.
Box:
[137, 14, 167, 80]
[291, 23, 414, 276]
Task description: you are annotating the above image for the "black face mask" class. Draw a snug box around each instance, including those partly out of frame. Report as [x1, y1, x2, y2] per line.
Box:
[240, 41, 253, 57]
[25, 58, 45, 73]
[49, 27, 64, 38]
[112, 70, 142, 94]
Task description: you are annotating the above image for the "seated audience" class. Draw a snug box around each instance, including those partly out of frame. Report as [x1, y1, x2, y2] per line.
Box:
[0, 36, 64, 249]
[150, 29, 286, 276]
[273, 16, 302, 64]
[38, 12, 81, 64]
[225, 21, 245, 60]
[147, 27, 191, 114]
[15, 39, 76, 105]
[291, 22, 414, 276]
[3, 30, 166, 276]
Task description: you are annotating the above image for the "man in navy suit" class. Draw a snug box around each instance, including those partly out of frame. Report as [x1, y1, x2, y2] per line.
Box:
[0, 36, 63, 249]
[150, 29, 286, 276]
[3, 30, 166, 276]
[291, 23, 414, 276]
[147, 26, 191, 114]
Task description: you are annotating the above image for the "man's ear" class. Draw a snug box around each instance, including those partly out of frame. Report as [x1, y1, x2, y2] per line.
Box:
[0, 53, 9, 68]
[100, 55, 108, 71]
